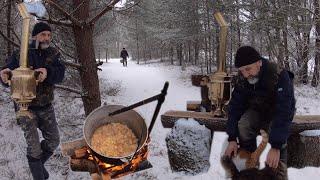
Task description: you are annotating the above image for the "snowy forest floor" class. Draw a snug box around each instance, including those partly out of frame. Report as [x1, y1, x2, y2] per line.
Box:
[0, 58, 319, 180]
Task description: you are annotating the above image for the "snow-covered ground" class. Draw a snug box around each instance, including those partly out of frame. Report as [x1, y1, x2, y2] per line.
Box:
[0, 58, 320, 179]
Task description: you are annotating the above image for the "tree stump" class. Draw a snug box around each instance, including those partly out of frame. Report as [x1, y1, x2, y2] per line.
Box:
[190, 75, 211, 112]
[200, 85, 211, 112]
[166, 118, 212, 175]
[287, 130, 320, 168]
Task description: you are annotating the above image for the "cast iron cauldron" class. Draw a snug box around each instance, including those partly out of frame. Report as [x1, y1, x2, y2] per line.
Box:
[83, 105, 148, 165]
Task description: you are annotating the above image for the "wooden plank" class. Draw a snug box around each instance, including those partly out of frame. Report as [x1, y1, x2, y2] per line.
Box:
[161, 110, 320, 134]
[61, 138, 87, 156]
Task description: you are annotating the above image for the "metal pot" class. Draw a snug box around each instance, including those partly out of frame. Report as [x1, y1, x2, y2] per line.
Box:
[83, 105, 148, 164]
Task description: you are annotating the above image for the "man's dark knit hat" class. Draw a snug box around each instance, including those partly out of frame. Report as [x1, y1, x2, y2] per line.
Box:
[32, 22, 51, 36]
[235, 46, 263, 68]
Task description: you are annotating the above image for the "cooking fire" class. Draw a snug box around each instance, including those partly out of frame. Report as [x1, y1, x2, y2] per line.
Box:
[61, 82, 168, 179]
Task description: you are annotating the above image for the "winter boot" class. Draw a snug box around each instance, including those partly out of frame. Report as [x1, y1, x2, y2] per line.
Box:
[40, 151, 52, 179]
[278, 145, 288, 180]
[27, 155, 45, 180]
[40, 141, 53, 179]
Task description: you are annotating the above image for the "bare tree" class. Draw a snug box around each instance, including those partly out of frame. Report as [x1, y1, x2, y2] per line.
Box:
[6, 0, 12, 58]
[2, 0, 320, 87]
[313, 0, 320, 87]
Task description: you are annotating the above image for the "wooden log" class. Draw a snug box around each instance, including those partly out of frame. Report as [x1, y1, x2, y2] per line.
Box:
[287, 130, 320, 168]
[90, 172, 111, 180]
[186, 92, 211, 112]
[91, 173, 102, 180]
[290, 115, 320, 134]
[191, 75, 211, 111]
[186, 101, 201, 111]
[101, 173, 111, 180]
[191, 75, 208, 87]
[200, 85, 211, 112]
[70, 158, 97, 173]
[161, 111, 227, 131]
[161, 110, 320, 134]
[61, 138, 87, 156]
[74, 147, 88, 158]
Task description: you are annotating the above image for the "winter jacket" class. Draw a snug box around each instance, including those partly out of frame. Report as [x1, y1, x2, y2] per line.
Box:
[1, 41, 65, 108]
[226, 59, 295, 149]
[120, 49, 129, 59]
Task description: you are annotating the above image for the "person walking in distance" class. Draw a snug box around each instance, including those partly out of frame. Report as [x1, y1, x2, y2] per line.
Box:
[120, 48, 129, 67]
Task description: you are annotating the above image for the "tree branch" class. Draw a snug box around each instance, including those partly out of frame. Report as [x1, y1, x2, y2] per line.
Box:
[114, 0, 142, 12]
[51, 41, 78, 62]
[54, 84, 83, 95]
[10, 27, 21, 44]
[62, 61, 82, 69]
[37, 17, 73, 27]
[88, 0, 121, 25]
[70, 0, 86, 16]
[44, 0, 82, 27]
[0, 29, 19, 47]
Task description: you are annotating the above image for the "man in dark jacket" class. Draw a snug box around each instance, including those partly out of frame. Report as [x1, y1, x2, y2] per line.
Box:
[120, 48, 129, 67]
[224, 46, 295, 178]
[0, 22, 65, 180]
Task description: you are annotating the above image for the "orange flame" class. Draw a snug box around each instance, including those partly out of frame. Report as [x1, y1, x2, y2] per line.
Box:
[85, 144, 149, 178]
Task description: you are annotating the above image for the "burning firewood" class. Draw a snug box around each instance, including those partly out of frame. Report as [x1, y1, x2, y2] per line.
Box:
[61, 138, 151, 179]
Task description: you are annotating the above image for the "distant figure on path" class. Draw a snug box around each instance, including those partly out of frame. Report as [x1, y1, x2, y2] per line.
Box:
[120, 48, 129, 67]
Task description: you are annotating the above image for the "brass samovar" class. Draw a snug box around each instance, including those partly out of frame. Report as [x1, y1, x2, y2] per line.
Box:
[206, 12, 232, 117]
[8, 3, 40, 118]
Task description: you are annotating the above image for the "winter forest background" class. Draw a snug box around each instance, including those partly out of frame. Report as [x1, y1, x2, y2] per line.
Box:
[1, 0, 320, 89]
[1, 0, 320, 179]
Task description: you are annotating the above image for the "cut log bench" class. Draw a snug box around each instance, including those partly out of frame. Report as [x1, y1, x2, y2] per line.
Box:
[161, 110, 320, 168]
